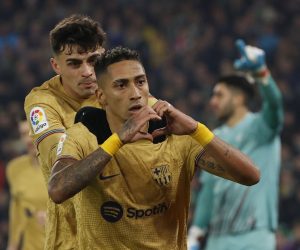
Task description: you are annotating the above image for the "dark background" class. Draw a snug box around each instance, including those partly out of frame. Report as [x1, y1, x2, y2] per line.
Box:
[0, 0, 299, 249]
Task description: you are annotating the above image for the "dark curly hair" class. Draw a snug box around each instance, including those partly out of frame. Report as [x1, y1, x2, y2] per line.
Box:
[217, 74, 256, 102]
[94, 46, 141, 77]
[50, 14, 106, 55]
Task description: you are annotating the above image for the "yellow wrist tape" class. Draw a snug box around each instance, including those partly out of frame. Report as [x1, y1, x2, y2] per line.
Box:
[100, 133, 123, 156]
[190, 123, 214, 147]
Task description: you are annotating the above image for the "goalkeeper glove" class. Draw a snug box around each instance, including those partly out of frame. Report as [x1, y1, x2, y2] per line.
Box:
[234, 39, 267, 73]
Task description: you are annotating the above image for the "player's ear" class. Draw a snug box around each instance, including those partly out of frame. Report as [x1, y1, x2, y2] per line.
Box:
[50, 57, 61, 75]
[96, 88, 107, 107]
[234, 93, 244, 106]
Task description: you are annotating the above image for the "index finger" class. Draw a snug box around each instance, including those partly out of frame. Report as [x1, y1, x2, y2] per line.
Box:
[235, 39, 248, 58]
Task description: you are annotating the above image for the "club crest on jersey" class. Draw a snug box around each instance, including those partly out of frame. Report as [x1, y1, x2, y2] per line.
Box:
[29, 107, 49, 134]
[57, 134, 67, 156]
[151, 165, 171, 186]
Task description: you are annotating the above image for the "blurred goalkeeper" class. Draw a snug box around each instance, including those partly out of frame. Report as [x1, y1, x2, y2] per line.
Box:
[188, 40, 284, 250]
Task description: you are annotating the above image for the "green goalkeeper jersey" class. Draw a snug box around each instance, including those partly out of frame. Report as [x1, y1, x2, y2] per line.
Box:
[193, 75, 283, 235]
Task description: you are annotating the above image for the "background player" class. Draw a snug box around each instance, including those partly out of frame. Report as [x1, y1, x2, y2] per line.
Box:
[6, 117, 47, 250]
[188, 40, 283, 250]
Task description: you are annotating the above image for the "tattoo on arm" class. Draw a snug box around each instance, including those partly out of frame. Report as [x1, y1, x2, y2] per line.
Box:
[49, 147, 112, 203]
[197, 156, 226, 173]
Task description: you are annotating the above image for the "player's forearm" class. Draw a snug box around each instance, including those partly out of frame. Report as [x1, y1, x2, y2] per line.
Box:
[257, 74, 284, 129]
[191, 123, 260, 185]
[48, 147, 112, 204]
[204, 137, 260, 185]
[49, 133, 122, 204]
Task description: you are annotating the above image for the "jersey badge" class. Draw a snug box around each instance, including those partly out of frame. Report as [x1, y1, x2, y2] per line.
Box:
[29, 107, 49, 134]
[151, 165, 171, 186]
[57, 134, 67, 155]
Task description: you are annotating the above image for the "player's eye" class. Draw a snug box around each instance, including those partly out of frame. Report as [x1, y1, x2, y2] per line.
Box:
[67, 61, 81, 67]
[88, 57, 98, 66]
[114, 81, 127, 89]
[137, 78, 146, 86]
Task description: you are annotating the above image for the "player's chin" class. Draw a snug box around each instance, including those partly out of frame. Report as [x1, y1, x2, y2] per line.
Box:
[79, 88, 97, 98]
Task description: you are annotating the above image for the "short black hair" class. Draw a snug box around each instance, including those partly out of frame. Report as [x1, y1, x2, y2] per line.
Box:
[217, 74, 255, 99]
[50, 14, 106, 55]
[94, 46, 142, 77]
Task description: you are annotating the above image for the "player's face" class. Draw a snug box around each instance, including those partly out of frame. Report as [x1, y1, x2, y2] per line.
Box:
[210, 83, 236, 122]
[19, 121, 36, 155]
[98, 60, 149, 127]
[50, 45, 104, 100]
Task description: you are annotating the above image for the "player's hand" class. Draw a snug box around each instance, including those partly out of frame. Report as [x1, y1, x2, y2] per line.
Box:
[151, 100, 197, 138]
[234, 39, 266, 73]
[187, 226, 205, 250]
[118, 105, 161, 143]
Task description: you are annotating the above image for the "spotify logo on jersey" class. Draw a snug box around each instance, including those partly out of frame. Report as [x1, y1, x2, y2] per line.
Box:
[100, 201, 123, 223]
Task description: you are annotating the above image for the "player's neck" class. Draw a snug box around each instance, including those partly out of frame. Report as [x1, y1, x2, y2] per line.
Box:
[105, 111, 124, 134]
[106, 111, 148, 137]
[62, 84, 84, 101]
[226, 106, 249, 127]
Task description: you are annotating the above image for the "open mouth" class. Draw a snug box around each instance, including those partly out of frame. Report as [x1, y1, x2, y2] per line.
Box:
[128, 104, 143, 112]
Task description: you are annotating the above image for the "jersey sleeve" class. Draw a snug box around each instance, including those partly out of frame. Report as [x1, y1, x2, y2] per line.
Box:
[175, 136, 204, 181]
[24, 93, 66, 169]
[257, 75, 284, 135]
[56, 123, 98, 162]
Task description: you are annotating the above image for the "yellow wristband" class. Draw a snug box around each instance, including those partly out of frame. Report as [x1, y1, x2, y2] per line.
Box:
[100, 133, 123, 156]
[190, 123, 214, 147]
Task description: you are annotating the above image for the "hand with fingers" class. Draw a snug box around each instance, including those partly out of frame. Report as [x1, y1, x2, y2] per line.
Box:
[234, 39, 268, 75]
[118, 105, 161, 143]
[151, 100, 198, 138]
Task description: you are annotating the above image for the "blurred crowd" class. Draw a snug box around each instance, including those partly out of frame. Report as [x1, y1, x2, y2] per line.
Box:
[0, 0, 299, 249]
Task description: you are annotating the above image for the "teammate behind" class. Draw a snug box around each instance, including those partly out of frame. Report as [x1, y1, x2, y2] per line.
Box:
[24, 14, 106, 249]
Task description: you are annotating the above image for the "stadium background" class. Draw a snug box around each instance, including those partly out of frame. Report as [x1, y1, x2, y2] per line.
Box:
[0, 0, 299, 249]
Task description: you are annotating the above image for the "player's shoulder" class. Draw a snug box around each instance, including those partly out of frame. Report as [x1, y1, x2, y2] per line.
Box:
[66, 122, 97, 143]
[24, 75, 60, 107]
[67, 122, 89, 134]
[165, 134, 199, 151]
[6, 154, 31, 178]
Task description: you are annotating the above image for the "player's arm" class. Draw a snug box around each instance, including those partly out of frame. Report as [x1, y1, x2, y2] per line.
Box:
[234, 39, 284, 131]
[24, 98, 66, 168]
[195, 134, 259, 185]
[152, 100, 260, 185]
[256, 74, 283, 131]
[7, 199, 24, 250]
[6, 168, 25, 250]
[48, 106, 161, 204]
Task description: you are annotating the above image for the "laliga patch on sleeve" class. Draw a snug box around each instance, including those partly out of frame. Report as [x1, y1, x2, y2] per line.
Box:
[57, 134, 67, 156]
[29, 107, 49, 134]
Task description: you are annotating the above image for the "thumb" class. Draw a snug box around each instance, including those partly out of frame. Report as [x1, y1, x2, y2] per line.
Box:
[235, 39, 247, 58]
